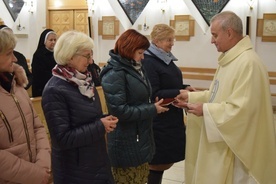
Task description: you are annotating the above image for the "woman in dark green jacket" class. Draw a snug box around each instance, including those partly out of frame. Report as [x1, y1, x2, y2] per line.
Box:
[100, 29, 168, 184]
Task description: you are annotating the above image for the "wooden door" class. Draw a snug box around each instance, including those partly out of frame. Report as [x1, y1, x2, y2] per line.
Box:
[49, 10, 74, 37]
[74, 10, 89, 34]
[49, 9, 88, 36]
[47, 0, 88, 36]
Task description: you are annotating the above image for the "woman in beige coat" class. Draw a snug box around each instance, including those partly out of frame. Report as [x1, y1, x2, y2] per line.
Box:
[0, 30, 51, 183]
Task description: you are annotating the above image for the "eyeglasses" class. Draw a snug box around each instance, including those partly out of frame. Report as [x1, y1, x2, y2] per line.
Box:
[76, 53, 93, 60]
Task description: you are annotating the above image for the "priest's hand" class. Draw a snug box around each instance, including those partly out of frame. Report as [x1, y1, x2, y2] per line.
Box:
[185, 86, 197, 92]
[178, 90, 189, 100]
[172, 90, 188, 108]
[186, 103, 203, 116]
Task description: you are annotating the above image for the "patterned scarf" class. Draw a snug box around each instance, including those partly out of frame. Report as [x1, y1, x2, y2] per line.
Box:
[52, 65, 95, 99]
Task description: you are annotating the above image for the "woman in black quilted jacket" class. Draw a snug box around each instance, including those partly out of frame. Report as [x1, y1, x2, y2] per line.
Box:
[142, 24, 196, 184]
[100, 29, 168, 184]
[42, 30, 118, 184]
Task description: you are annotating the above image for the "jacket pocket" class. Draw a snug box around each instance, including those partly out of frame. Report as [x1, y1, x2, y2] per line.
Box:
[0, 110, 14, 143]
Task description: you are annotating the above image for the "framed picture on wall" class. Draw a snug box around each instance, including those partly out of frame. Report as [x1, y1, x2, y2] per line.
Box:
[191, 0, 230, 26]
[175, 21, 190, 36]
[2, 0, 25, 21]
[263, 19, 276, 36]
[117, 0, 149, 25]
[98, 16, 119, 40]
[170, 15, 195, 41]
[257, 13, 276, 42]
[103, 20, 115, 36]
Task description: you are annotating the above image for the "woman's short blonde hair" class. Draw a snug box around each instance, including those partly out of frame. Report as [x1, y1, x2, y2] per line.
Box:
[0, 30, 16, 54]
[150, 24, 175, 43]
[54, 30, 94, 65]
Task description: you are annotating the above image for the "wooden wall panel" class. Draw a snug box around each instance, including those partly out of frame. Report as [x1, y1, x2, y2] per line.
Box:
[74, 10, 89, 35]
[49, 10, 74, 36]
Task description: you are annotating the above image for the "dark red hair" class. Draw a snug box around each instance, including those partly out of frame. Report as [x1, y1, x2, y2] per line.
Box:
[114, 29, 150, 60]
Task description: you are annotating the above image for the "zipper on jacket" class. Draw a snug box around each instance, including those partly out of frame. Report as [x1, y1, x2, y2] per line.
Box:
[136, 122, 139, 142]
[0, 110, 14, 143]
[11, 93, 33, 162]
[136, 134, 139, 142]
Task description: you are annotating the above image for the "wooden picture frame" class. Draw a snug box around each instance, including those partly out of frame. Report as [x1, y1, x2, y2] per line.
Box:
[257, 13, 276, 42]
[98, 16, 119, 40]
[170, 15, 195, 41]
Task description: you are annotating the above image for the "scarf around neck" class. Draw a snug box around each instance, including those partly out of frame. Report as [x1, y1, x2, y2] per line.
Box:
[52, 65, 95, 99]
[146, 43, 178, 65]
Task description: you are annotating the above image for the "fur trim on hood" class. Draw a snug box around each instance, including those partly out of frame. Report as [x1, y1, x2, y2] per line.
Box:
[13, 63, 28, 87]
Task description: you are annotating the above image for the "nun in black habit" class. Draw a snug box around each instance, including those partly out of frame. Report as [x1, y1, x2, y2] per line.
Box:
[31, 29, 57, 97]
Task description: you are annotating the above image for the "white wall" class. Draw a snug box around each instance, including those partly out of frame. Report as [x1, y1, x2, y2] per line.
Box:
[0, 0, 275, 70]
[0, 0, 46, 59]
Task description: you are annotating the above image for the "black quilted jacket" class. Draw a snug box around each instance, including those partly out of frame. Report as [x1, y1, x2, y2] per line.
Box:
[100, 50, 156, 167]
[42, 76, 114, 184]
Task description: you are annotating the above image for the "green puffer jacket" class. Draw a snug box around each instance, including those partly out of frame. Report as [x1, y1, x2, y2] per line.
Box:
[100, 50, 157, 167]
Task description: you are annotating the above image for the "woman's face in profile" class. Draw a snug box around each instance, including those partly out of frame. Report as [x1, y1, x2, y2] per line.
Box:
[45, 33, 57, 51]
[0, 48, 17, 73]
[133, 49, 145, 62]
[69, 50, 93, 73]
[155, 34, 175, 53]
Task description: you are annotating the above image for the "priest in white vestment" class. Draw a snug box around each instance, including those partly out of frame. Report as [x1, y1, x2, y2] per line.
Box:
[175, 11, 276, 184]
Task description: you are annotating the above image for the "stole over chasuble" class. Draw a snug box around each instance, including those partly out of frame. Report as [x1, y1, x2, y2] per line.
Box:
[185, 36, 276, 184]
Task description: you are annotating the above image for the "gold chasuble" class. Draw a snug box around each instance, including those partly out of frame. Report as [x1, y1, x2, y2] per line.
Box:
[185, 36, 276, 184]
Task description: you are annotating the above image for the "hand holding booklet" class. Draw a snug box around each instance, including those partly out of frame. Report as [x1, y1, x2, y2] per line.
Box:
[160, 98, 176, 106]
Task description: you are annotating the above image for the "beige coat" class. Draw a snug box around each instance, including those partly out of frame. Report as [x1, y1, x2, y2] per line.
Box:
[186, 36, 276, 184]
[0, 64, 51, 184]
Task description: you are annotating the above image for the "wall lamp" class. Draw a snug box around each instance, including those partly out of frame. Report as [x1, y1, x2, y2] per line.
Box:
[143, 16, 149, 31]
[86, 0, 95, 14]
[158, 0, 167, 13]
[247, 0, 255, 10]
[17, 19, 25, 31]
[23, 0, 35, 13]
